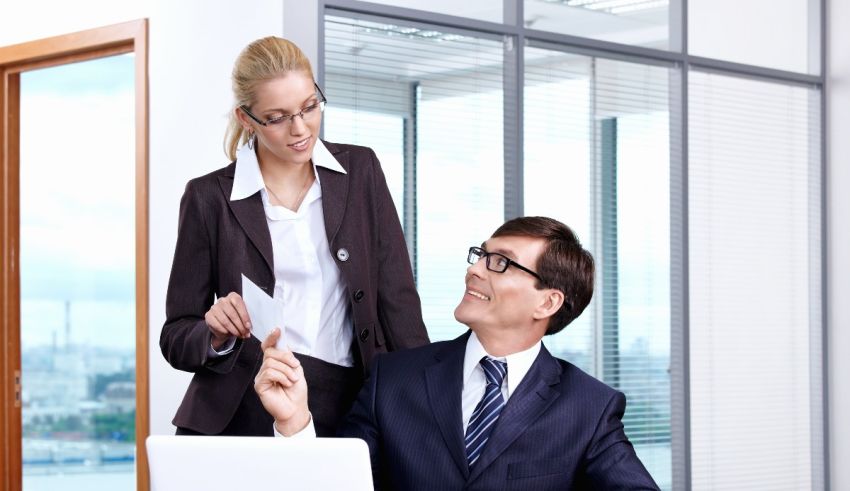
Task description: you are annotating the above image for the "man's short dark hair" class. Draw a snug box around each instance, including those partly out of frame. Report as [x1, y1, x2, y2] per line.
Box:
[492, 216, 595, 335]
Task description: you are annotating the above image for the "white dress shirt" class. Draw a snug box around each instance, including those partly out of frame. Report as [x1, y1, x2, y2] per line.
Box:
[216, 140, 354, 366]
[460, 331, 541, 430]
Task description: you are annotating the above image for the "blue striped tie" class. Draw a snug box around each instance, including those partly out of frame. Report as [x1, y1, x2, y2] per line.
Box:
[465, 356, 508, 468]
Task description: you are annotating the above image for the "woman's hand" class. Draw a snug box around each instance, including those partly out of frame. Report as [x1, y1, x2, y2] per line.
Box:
[254, 329, 311, 436]
[204, 292, 252, 349]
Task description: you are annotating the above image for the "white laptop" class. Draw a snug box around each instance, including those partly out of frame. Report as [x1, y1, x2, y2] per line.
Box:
[146, 435, 373, 491]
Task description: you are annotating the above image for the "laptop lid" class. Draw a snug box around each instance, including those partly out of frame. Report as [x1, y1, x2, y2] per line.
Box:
[146, 435, 373, 491]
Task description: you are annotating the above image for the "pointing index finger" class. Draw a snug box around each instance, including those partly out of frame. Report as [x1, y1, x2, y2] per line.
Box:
[261, 328, 281, 351]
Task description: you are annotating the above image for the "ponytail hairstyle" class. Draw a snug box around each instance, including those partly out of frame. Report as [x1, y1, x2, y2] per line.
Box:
[224, 37, 315, 161]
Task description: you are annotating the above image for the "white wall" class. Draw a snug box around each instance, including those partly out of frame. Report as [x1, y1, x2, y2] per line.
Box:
[688, 0, 815, 73]
[0, 0, 284, 436]
[827, 0, 850, 488]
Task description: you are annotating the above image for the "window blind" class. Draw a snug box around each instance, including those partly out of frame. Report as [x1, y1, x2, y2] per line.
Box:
[524, 45, 675, 488]
[324, 12, 505, 343]
[688, 70, 823, 490]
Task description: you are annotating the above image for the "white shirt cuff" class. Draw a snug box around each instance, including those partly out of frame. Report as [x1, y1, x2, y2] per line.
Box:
[273, 414, 316, 438]
[207, 336, 237, 358]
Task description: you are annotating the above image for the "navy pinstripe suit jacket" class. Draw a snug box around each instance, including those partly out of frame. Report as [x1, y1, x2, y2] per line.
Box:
[341, 331, 660, 490]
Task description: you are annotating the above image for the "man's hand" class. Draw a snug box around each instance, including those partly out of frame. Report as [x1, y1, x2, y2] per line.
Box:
[254, 328, 310, 436]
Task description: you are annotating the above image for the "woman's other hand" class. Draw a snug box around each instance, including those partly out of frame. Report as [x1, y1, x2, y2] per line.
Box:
[204, 291, 252, 349]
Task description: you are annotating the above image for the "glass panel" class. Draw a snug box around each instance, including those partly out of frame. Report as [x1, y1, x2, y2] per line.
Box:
[324, 14, 504, 343]
[524, 0, 680, 50]
[324, 106, 406, 222]
[20, 54, 136, 490]
[689, 70, 823, 489]
[362, 0, 504, 23]
[689, 0, 820, 74]
[524, 46, 674, 489]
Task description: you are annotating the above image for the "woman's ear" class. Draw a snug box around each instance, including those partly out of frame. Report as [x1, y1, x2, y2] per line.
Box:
[533, 289, 564, 321]
[234, 106, 252, 130]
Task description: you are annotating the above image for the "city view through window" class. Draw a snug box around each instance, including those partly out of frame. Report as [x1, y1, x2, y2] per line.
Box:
[19, 54, 136, 490]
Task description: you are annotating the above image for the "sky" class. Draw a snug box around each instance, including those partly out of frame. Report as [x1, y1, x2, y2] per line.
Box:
[19, 53, 136, 350]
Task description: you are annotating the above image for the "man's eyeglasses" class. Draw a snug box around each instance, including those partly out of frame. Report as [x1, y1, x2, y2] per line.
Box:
[467, 246, 542, 282]
[240, 83, 327, 127]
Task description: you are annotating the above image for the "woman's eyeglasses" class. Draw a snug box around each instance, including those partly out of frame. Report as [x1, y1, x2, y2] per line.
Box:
[240, 83, 327, 128]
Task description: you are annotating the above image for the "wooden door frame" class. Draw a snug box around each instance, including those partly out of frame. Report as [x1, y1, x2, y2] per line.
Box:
[0, 19, 149, 491]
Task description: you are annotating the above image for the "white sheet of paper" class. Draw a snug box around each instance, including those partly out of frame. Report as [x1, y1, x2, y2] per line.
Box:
[241, 274, 286, 349]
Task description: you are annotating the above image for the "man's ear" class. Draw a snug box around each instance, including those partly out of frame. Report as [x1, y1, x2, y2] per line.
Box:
[533, 289, 564, 321]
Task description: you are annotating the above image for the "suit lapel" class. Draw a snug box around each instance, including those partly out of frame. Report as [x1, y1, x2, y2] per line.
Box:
[216, 141, 350, 274]
[467, 345, 563, 484]
[217, 172, 274, 273]
[318, 143, 349, 245]
[425, 333, 471, 479]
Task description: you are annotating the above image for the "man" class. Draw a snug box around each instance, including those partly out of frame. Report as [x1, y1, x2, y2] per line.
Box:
[255, 216, 659, 490]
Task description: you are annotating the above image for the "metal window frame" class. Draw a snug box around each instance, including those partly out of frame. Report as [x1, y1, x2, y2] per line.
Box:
[316, 1, 829, 490]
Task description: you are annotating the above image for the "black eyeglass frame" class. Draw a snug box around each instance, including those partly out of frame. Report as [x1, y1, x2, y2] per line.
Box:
[240, 83, 327, 127]
[467, 246, 543, 282]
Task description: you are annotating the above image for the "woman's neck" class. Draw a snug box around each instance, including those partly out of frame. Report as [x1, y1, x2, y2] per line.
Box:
[257, 148, 314, 210]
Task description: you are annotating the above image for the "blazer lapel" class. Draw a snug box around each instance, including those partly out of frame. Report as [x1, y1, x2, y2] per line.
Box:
[318, 143, 349, 245]
[425, 333, 471, 479]
[217, 172, 274, 273]
[467, 345, 563, 484]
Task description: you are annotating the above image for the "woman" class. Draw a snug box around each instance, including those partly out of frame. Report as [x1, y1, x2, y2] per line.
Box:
[161, 37, 429, 436]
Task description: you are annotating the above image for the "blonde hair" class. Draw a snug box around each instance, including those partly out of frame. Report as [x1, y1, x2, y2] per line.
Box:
[224, 37, 315, 161]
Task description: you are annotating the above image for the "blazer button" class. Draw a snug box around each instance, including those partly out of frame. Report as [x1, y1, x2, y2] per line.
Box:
[359, 328, 370, 342]
[336, 248, 350, 262]
[353, 290, 365, 302]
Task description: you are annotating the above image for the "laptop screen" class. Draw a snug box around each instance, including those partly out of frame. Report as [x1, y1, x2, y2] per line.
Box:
[146, 435, 373, 490]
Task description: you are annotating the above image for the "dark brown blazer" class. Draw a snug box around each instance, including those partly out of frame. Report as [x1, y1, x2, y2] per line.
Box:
[161, 140, 429, 434]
